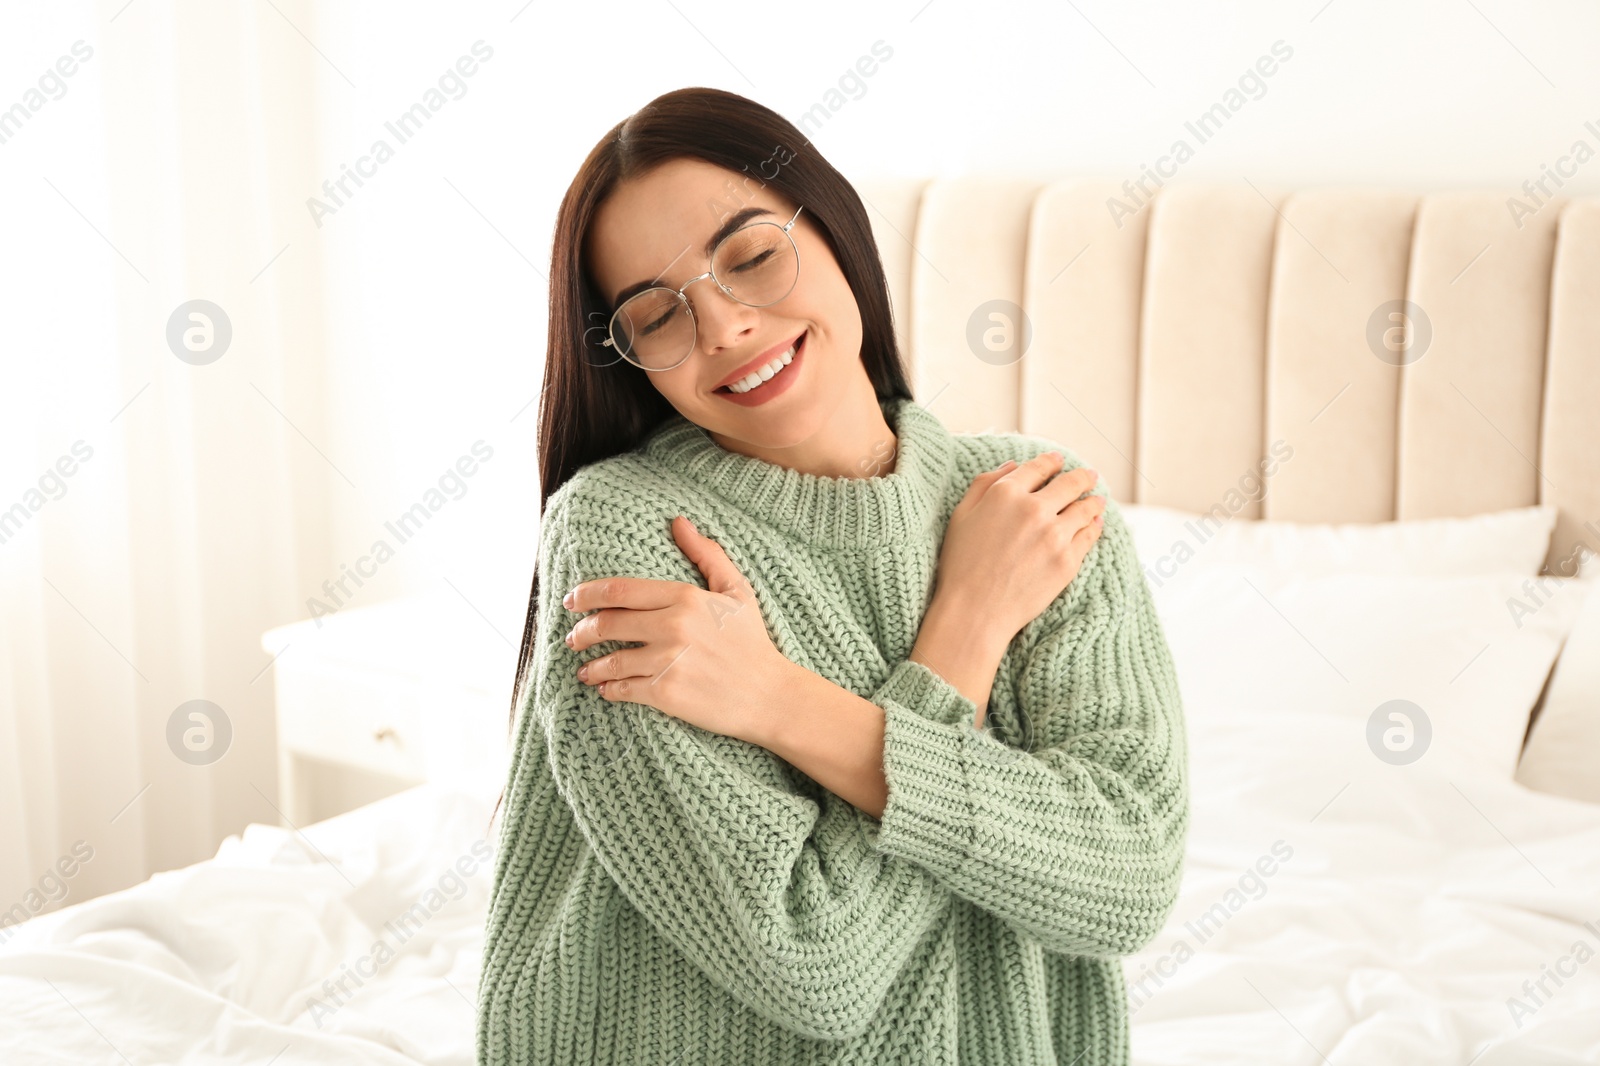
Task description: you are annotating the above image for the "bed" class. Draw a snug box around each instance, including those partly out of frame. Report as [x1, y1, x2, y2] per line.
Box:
[0, 782, 496, 1065]
[5, 177, 1599, 1064]
[5, 574, 1598, 1064]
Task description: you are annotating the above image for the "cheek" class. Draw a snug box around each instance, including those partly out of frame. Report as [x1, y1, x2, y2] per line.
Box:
[656, 367, 701, 404]
[827, 284, 864, 356]
[808, 264, 862, 347]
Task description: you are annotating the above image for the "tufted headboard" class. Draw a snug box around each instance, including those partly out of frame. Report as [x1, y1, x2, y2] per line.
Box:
[855, 178, 1600, 578]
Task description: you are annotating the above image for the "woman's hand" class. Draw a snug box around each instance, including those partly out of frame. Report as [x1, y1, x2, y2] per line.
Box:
[563, 515, 794, 745]
[934, 451, 1105, 652]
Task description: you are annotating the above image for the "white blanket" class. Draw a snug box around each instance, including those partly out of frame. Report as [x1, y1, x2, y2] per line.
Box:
[1126, 706, 1600, 1065]
[3, 725, 1598, 1064]
[0, 785, 495, 1065]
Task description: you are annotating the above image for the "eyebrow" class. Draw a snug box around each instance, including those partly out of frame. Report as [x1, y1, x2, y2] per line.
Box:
[610, 206, 776, 308]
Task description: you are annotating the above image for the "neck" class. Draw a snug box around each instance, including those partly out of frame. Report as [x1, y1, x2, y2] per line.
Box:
[707, 388, 899, 480]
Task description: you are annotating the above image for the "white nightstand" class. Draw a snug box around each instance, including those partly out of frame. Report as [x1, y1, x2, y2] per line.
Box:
[260, 592, 517, 827]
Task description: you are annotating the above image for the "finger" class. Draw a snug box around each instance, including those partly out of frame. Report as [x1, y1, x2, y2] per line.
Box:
[1070, 514, 1104, 559]
[962, 459, 1017, 500]
[1000, 449, 1067, 491]
[1056, 486, 1107, 524]
[575, 646, 664, 687]
[670, 515, 753, 599]
[1037, 464, 1101, 513]
[566, 606, 671, 652]
[1047, 480, 1108, 522]
[565, 575, 689, 614]
[591, 653, 681, 703]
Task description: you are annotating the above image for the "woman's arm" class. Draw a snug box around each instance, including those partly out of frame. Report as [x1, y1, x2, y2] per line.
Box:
[910, 587, 1013, 723]
[526, 487, 962, 1042]
[756, 592, 1012, 818]
[764, 501, 1189, 959]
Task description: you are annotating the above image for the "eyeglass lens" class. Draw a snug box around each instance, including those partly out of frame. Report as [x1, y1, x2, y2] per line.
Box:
[610, 221, 799, 370]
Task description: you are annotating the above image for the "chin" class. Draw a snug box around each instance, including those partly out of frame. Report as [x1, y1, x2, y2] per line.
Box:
[709, 392, 829, 451]
[717, 415, 815, 452]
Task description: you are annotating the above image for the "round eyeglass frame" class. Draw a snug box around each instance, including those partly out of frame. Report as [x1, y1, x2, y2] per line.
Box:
[600, 204, 805, 372]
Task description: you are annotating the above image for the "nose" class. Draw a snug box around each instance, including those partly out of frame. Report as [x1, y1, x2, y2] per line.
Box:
[684, 275, 759, 354]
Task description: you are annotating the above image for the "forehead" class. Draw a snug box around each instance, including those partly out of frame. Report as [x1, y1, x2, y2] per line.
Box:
[588, 157, 789, 302]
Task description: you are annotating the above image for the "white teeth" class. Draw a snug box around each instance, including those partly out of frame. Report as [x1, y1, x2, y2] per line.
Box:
[726, 342, 797, 394]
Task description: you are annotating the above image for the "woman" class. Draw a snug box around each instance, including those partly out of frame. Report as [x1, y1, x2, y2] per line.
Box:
[476, 86, 1188, 1066]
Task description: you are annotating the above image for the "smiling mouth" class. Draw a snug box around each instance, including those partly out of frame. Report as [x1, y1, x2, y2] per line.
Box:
[715, 331, 805, 394]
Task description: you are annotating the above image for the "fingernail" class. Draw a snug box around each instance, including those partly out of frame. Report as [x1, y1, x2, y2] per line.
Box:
[576, 663, 588, 680]
[564, 629, 575, 648]
[999, 459, 1016, 470]
[563, 589, 575, 608]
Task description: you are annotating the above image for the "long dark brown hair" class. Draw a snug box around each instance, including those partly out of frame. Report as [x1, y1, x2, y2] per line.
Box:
[488, 86, 914, 833]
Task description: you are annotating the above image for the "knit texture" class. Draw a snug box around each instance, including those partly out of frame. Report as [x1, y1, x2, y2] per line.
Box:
[476, 395, 1189, 1065]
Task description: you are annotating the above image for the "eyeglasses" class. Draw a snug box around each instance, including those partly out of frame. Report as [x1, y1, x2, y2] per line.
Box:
[601, 205, 804, 372]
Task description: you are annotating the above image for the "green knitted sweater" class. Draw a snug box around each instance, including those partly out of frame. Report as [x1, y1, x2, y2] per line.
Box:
[476, 394, 1188, 1065]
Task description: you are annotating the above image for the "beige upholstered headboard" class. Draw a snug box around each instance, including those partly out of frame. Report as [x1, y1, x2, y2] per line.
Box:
[856, 178, 1600, 577]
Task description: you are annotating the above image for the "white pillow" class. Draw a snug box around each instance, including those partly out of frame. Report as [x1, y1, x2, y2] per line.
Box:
[1517, 574, 1600, 803]
[1150, 567, 1588, 780]
[1120, 504, 1557, 589]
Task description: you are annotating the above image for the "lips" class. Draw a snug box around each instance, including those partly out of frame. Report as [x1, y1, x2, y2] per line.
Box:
[714, 330, 807, 392]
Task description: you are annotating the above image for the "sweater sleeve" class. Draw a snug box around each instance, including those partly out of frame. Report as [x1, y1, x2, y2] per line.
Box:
[860, 496, 1189, 958]
[529, 489, 957, 1043]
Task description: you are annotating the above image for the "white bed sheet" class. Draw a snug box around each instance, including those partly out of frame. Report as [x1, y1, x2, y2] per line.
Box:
[0, 784, 495, 1065]
[1125, 705, 1600, 1066]
[3, 721, 1598, 1065]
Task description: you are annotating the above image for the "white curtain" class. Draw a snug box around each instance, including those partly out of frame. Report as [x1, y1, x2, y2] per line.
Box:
[1, 1, 328, 911]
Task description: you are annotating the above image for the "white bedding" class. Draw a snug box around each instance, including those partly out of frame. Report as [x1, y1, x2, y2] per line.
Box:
[1124, 706, 1600, 1065]
[0, 784, 496, 1065]
[3, 704, 1598, 1065]
[1123, 548, 1600, 1064]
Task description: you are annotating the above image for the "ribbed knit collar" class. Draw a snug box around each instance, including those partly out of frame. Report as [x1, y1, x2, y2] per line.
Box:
[639, 395, 955, 549]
